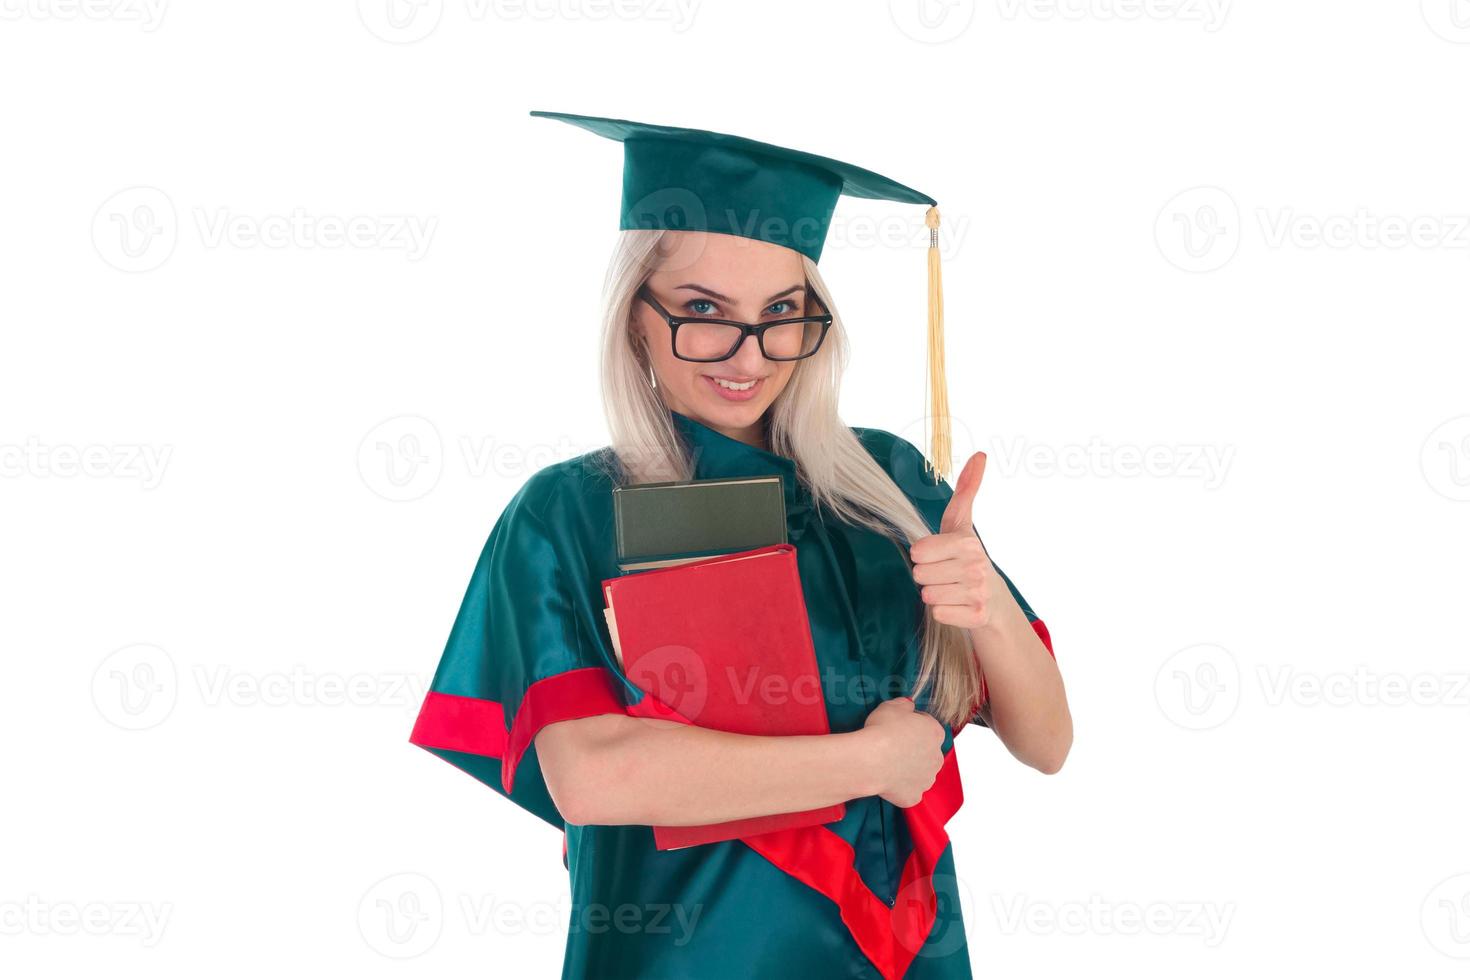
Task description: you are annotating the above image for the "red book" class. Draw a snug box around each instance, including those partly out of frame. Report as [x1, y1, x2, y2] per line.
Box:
[601, 543, 845, 849]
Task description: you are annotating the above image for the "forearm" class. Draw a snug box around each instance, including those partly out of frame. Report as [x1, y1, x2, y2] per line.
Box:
[971, 591, 1072, 773]
[536, 714, 877, 827]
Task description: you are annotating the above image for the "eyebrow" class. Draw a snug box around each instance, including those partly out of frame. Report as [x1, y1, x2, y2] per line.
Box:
[672, 283, 806, 305]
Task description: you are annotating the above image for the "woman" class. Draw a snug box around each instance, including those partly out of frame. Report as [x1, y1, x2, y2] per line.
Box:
[410, 111, 1071, 979]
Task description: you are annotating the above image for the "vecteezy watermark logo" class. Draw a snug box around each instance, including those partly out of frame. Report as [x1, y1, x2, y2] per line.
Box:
[93, 186, 178, 273]
[1421, 416, 1470, 503]
[1255, 665, 1470, 709]
[192, 208, 436, 257]
[1159, 188, 1470, 271]
[0, 439, 173, 488]
[991, 893, 1235, 945]
[888, 414, 981, 504]
[92, 187, 437, 271]
[91, 644, 179, 731]
[1422, 872, 1470, 958]
[1155, 186, 1240, 273]
[988, 436, 1235, 489]
[625, 645, 709, 722]
[358, 0, 698, 42]
[894, 872, 976, 959]
[358, 416, 444, 502]
[357, 418, 600, 502]
[1160, 651, 1470, 722]
[1421, 0, 1470, 43]
[0, 0, 169, 30]
[191, 665, 428, 712]
[458, 893, 703, 944]
[0, 896, 174, 946]
[1154, 643, 1240, 730]
[479, 0, 699, 30]
[357, 0, 444, 42]
[890, 0, 976, 43]
[995, 0, 1230, 31]
[92, 650, 429, 727]
[374, 885, 704, 947]
[359, 873, 444, 959]
[624, 185, 711, 274]
[566, 900, 704, 943]
[822, 210, 971, 262]
[1256, 209, 1470, 250]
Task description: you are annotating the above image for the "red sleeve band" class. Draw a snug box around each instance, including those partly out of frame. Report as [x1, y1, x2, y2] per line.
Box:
[409, 666, 627, 794]
[413, 667, 975, 978]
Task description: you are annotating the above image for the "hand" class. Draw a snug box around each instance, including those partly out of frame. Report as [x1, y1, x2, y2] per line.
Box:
[861, 697, 945, 808]
[910, 451, 998, 630]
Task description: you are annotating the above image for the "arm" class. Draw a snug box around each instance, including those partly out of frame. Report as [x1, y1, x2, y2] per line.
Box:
[910, 450, 1072, 775]
[534, 696, 944, 827]
[970, 582, 1071, 773]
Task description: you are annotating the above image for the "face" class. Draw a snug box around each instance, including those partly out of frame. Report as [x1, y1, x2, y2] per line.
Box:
[634, 231, 812, 441]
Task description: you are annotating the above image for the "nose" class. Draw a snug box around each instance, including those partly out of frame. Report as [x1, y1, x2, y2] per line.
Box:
[723, 332, 769, 375]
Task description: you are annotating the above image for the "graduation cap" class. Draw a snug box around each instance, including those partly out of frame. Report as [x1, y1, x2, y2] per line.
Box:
[529, 108, 954, 483]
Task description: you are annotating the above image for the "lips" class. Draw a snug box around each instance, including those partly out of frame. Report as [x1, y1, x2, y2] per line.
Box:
[701, 374, 764, 401]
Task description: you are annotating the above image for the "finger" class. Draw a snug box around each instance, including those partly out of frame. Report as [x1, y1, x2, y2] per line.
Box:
[939, 451, 987, 535]
[929, 603, 978, 627]
[910, 554, 979, 586]
[917, 582, 976, 607]
[909, 530, 981, 566]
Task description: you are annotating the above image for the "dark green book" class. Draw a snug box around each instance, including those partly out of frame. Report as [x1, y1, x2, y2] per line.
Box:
[612, 475, 787, 571]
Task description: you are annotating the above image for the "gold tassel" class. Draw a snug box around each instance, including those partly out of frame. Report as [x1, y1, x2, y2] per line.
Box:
[923, 205, 951, 484]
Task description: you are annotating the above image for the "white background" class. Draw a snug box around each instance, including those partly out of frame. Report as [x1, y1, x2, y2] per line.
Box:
[2, 1, 1468, 977]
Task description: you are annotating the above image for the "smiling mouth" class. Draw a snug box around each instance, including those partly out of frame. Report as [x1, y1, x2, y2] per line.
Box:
[702, 374, 765, 394]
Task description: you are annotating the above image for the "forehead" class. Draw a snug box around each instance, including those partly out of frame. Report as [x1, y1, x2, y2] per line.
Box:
[648, 231, 805, 289]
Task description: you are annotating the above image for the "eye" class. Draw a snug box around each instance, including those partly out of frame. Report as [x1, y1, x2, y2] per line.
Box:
[685, 299, 717, 316]
[766, 300, 798, 316]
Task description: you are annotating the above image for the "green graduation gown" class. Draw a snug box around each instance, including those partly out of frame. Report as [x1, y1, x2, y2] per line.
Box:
[409, 409, 1053, 979]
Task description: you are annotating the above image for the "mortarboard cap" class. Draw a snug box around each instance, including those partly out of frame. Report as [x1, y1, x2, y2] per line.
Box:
[530, 108, 954, 483]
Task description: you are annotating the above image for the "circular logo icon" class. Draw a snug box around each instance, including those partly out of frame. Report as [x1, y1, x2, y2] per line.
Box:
[892, 869, 976, 959]
[891, 414, 978, 506]
[358, 415, 443, 502]
[92, 186, 177, 273]
[358, 872, 443, 958]
[625, 644, 709, 723]
[624, 185, 710, 275]
[1154, 643, 1240, 731]
[1422, 0, 1470, 43]
[889, 0, 976, 44]
[1421, 415, 1470, 502]
[1155, 186, 1240, 273]
[92, 643, 178, 731]
[1421, 872, 1470, 958]
[357, 0, 443, 44]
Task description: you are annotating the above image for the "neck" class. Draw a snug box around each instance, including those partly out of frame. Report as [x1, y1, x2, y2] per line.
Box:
[674, 406, 769, 453]
[719, 418, 768, 453]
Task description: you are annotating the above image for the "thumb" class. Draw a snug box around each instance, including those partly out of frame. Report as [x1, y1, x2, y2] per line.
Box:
[939, 451, 987, 535]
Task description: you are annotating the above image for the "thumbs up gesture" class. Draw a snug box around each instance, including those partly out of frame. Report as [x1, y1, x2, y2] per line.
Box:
[909, 452, 997, 630]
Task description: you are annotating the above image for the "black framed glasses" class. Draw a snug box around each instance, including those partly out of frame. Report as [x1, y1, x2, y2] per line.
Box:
[637, 285, 834, 362]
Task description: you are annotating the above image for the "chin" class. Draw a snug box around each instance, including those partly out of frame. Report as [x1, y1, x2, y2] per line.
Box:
[699, 399, 767, 423]
[692, 374, 775, 416]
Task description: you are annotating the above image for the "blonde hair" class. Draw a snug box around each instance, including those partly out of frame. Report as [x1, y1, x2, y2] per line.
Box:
[595, 229, 980, 728]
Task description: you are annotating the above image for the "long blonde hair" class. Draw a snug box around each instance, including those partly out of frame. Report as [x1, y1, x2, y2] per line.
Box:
[595, 229, 979, 728]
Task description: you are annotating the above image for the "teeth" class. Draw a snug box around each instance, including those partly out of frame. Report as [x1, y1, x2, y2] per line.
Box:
[712, 377, 757, 391]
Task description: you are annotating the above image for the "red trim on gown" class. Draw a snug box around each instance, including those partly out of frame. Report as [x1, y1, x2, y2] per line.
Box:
[409, 618, 1053, 980]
